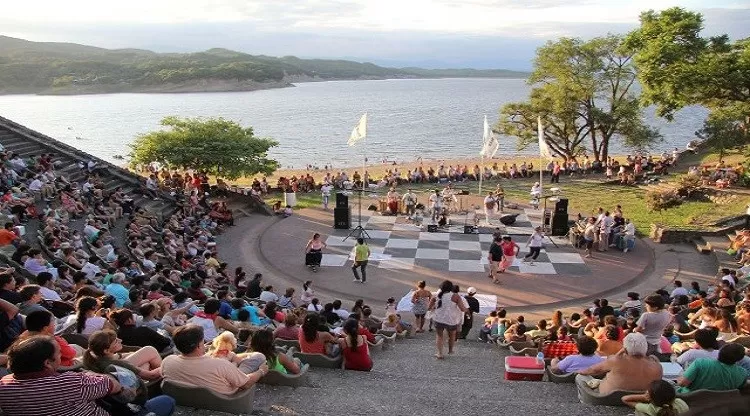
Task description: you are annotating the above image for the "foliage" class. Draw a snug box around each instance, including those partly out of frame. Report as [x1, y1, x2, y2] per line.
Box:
[645, 187, 683, 213]
[0, 36, 528, 93]
[626, 7, 750, 152]
[495, 35, 660, 162]
[129, 116, 279, 180]
[675, 174, 703, 198]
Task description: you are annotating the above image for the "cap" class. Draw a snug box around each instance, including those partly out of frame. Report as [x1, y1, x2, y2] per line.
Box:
[467, 287, 477, 295]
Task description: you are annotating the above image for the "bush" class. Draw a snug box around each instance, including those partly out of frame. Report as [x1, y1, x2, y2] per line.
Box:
[645, 187, 683, 212]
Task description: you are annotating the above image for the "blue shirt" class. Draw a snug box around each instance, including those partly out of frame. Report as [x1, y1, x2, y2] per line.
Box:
[218, 300, 233, 318]
[556, 354, 605, 373]
[105, 283, 129, 308]
[230, 305, 267, 325]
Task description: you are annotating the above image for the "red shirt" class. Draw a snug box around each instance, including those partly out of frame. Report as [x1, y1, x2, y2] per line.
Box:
[358, 327, 376, 344]
[501, 241, 518, 256]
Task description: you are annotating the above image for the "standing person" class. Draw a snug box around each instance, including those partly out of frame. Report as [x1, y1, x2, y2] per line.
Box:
[321, 182, 333, 210]
[411, 281, 432, 333]
[488, 237, 504, 283]
[459, 287, 480, 340]
[304, 233, 327, 272]
[583, 217, 597, 258]
[483, 192, 496, 225]
[498, 236, 519, 277]
[429, 280, 467, 359]
[551, 161, 561, 183]
[351, 238, 370, 283]
[495, 184, 505, 213]
[428, 189, 443, 222]
[598, 211, 614, 252]
[523, 226, 544, 265]
[402, 189, 417, 220]
[633, 295, 672, 356]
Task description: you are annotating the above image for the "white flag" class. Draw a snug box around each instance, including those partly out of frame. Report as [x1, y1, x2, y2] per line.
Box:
[348, 113, 367, 146]
[479, 115, 498, 158]
[538, 116, 553, 160]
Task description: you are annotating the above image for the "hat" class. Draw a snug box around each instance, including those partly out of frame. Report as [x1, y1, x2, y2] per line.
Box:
[467, 287, 477, 295]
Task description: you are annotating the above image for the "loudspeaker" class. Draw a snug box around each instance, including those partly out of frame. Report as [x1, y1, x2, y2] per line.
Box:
[333, 207, 351, 229]
[463, 225, 474, 234]
[336, 193, 349, 208]
[555, 198, 569, 214]
[551, 213, 568, 236]
[427, 224, 438, 232]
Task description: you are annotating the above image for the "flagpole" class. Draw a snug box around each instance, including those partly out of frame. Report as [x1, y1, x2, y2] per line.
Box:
[478, 154, 484, 196]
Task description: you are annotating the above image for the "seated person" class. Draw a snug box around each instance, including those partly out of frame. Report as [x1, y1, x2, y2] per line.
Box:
[596, 325, 624, 356]
[273, 313, 301, 340]
[525, 319, 550, 339]
[338, 319, 373, 371]
[249, 329, 300, 374]
[82, 330, 163, 381]
[504, 323, 528, 343]
[110, 309, 171, 353]
[161, 324, 268, 395]
[550, 336, 604, 374]
[320, 303, 341, 326]
[577, 333, 663, 395]
[188, 298, 238, 342]
[361, 307, 382, 333]
[298, 313, 339, 357]
[622, 379, 689, 415]
[18, 310, 81, 367]
[676, 343, 748, 393]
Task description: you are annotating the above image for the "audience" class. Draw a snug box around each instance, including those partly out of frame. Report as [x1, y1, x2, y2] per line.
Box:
[550, 336, 603, 374]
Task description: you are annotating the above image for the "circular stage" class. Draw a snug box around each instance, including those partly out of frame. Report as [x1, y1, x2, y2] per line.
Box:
[256, 207, 653, 311]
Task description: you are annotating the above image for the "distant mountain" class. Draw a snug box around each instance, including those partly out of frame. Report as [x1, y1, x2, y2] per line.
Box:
[0, 36, 529, 95]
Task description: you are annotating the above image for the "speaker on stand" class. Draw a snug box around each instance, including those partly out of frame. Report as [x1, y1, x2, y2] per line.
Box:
[334, 207, 351, 229]
[555, 198, 569, 214]
[336, 193, 349, 208]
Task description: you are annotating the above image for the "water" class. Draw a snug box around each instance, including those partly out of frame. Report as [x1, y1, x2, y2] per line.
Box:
[0, 78, 706, 169]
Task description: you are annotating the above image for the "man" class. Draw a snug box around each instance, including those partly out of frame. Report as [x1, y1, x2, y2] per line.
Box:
[459, 287, 480, 340]
[675, 327, 719, 369]
[36, 272, 61, 301]
[105, 273, 130, 308]
[351, 237, 370, 283]
[0, 336, 120, 416]
[332, 299, 351, 320]
[494, 184, 505, 213]
[386, 187, 400, 216]
[17, 285, 49, 316]
[0, 223, 18, 247]
[620, 219, 635, 253]
[677, 343, 748, 393]
[598, 211, 614, 251]
[321, 181, 333, 210]
[488, 237, 504, 283]
[483, 192, 496, 225]
[402, 189, 417, 219]
[0, 273, 21, 305]
[428, 189, 443, 222]
[162, 324, 268, 396]
[670, 280, 688, 299]
[525, 320, 550, 339]
[550, 336, 604, 374]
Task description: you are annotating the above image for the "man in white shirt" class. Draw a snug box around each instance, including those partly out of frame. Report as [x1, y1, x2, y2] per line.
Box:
[598, 211, 614, 251]
[321, 182, 333, 210]
[402, 189, 417, 219]
[621, 219, 636, 252]
[484, 192, 496, 225]
[671, 280, 689, 299]
[258, 286, 279, 303]
[428, 190, 443, 222]
[36, 272, 62, 301]
[332, 299, 350, 320]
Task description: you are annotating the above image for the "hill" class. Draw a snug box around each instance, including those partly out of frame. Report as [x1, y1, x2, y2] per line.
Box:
[0, 36, 529, 95]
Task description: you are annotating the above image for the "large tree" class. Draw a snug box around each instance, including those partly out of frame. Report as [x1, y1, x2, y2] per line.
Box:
[129, 116, 279, 180]
[625, 7, 750, 155]
[496, 35, 659, 162]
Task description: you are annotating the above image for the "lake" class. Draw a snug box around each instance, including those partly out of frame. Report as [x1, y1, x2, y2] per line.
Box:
[0, 78, 706, 169]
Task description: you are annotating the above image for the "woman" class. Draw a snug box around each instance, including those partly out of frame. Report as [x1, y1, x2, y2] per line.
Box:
[411, 281, 432, 333]
[429, 280, 467, 359]
[338, 319, 373, 371]
[65, 296, 114, 336]
[82, 329, 163, 381]
[300, 280, 314, 305]
[523, 226, 544, 265]
[273, 313, 301, 340]
[298, 313, 339, 357]
[263, 301, 285, 324]
[250, 329, 300, 374]
[304, 234, 326, 272]
[498, 236, 519, 276]
[351, 299, 365, 317]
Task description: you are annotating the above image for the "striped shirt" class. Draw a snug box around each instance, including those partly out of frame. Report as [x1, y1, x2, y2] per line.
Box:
[0, 371, 112, 416]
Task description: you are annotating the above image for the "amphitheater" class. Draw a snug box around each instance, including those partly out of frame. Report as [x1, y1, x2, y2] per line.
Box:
[0, 115, 748, 416]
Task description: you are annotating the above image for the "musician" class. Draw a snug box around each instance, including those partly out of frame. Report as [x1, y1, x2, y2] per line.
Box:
[495, 184, 505, 213]
[402, 189, 417, 219]
[484, 192, 496, 225]
[442, 183, 457, 213]
[386, 187, 400, 216]
[428, 190, 443, 222]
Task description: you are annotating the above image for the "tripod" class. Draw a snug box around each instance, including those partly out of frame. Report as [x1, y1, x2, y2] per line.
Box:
[343, 186, 371, 241]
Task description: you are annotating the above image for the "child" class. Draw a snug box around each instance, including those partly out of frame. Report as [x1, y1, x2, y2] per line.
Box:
[385, 297, 397, 317]
[382, 314, 403, 332]
[207, 331, 245, 365]
[557, 326, 572, 342]
[478, 310, 498, 342]
[622, 379, 689, 415]
[71, 230, 84, 251]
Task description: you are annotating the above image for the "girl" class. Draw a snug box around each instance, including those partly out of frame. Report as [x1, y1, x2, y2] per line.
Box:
[300, 280, 314, 306]
[250, 329, 300, 374]
[523, 227, 544, 265]
[622, 379, 689, 415]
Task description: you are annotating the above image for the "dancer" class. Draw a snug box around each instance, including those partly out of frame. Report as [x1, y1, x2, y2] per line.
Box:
[523, 226, 544, 265]
[483, 192, 496, 225]
[498, 236, 519, 278]
[304, 233, 327, 272]
[351, 238, 370, 283]
[429, 280, 467, 359]
[488, 237, 503, 283]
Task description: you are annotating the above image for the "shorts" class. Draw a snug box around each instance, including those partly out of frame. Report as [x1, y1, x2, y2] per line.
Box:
[434, 321, 458, 332]
[585, 239, 594, 249]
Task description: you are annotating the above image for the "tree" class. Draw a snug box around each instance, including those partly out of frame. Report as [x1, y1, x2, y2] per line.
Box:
[129, 116, 279, 180]
[626, 7, 750, 151]
[496, 35, 660, 162]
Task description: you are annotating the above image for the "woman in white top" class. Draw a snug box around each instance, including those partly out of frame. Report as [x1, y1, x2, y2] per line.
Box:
[429, 280, 467, 360]
[67, 296, 114, 336]
[523, 227, 544, 265]
[300, 280, 314, 305]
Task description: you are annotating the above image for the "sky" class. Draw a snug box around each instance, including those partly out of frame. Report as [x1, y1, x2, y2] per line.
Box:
[1, 0, 749, 70]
